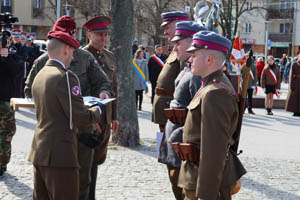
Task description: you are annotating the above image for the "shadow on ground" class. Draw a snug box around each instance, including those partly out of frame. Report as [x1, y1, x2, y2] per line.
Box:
[0, 173, 32, 199]
[242, 177, 300, 200]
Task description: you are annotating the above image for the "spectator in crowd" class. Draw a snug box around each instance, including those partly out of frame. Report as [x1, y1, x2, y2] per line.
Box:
[222, 62, 231, 80]
[261, 56, 281, 115]
[280, 54, 287, 83]
[256, 57, 264, 86]
[133, 49, 149, 110]
[148, 44, 167, 103]
[284, 57, 292, 83]
[0, 33, 19, 176]
[286, 51, 300, 116]
[132, 39, 138, 56]
[241, 57, 258, 114]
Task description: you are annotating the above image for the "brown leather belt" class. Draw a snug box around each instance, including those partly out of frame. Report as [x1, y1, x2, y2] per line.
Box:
[155, 87, 174, 96]
[295, 75, 300, 78]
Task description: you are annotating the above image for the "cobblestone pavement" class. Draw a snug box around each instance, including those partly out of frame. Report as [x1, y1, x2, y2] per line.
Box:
[0, 94, 300, 200]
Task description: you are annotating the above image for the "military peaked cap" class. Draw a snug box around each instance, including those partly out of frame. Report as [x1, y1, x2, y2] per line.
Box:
[187, 31, 232, 54]
[82, 16, 112, 32]
[160, 11, 189, 27]
[171, 21, 207, 42]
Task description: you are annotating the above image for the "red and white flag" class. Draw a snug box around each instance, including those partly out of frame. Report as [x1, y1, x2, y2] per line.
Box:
[230, 35, 246, 74]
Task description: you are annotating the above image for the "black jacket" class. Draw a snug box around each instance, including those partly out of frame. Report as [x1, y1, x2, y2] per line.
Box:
[147, 54, 167, 85]
[0, 53, 19, 101]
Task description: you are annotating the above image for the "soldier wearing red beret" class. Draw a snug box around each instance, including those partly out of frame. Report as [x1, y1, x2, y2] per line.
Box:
[28, 30, 103, 200]
[24, 15, 113, 200]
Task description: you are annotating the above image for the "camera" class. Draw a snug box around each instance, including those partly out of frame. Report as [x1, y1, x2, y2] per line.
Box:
[0, 12, 18, 48]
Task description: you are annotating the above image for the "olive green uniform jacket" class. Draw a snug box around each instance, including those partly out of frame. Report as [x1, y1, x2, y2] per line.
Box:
[24, 48, 113, 98]
[28, 60, 101, 167]
[152, 50, 181, 125]
[83, 44, 118, 165]
[178, 70, 239, 199]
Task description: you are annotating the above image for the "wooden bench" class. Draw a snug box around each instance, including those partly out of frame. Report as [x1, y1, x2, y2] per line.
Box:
[10, 98, 35, 111]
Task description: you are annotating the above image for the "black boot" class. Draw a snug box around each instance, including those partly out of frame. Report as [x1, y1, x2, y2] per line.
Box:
[248, 108, 255, 114]
[266, 108, 269, 115]
[269, 108, 274, 115]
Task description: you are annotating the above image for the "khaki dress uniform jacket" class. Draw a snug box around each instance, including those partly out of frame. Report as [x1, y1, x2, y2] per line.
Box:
[152, 50, 181, 125]
[83, 44, 118, 165]
[29, 59, 101, 167]
[178, 70, 239, 200]
[286, 61, 300, 113]
[29, 60, 101, 200]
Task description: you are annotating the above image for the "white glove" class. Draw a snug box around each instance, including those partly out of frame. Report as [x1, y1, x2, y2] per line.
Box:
[263, 88, 266, 93]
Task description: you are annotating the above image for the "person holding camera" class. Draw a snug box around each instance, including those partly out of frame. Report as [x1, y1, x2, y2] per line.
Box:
[0, 33, 19, 176]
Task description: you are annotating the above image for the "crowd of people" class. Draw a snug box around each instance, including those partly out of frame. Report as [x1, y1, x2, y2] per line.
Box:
[0, 8, 299, 200]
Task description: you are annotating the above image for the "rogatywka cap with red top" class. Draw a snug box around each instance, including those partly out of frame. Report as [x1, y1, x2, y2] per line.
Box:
[171, 21, 207, 42]
[187, 31, 232, 54]
[82, 16, 112, 32]
[160, 11, 190, 27]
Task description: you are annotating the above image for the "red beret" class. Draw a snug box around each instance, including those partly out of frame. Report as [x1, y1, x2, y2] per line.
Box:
[82, 16, 111, 32]
[47, 31, 80, 49]
[52, 16, 76, 34]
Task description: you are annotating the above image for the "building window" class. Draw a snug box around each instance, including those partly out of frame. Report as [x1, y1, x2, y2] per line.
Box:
[1, 0, 11, 6]
[246, 2, 252, 10]
[280, 0, 287, 10]
[33, 0, 42, 9]
[33, 0, 43, 18]
[1, 0, 12, 13]
[244, 23, 251, 33]
[280, 23, 293, 33]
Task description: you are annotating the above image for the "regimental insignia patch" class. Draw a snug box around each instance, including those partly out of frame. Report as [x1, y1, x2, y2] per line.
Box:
[71, 85, 80, 96]
[94, 59, 98, 65]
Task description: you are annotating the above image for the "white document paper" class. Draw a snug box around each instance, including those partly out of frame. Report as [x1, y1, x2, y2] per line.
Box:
[83, 96, 116, 106]
[10, 98, 34, 105]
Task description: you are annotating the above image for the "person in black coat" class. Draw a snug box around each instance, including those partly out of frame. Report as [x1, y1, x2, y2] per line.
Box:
[0, 35, 20, 176]
[147, 44, 167, 103]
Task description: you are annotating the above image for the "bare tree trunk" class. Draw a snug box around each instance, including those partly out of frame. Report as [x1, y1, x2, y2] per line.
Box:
[110, 0, 139, 147]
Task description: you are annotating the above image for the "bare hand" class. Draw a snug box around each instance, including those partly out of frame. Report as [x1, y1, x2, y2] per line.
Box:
[111, 120, 119, 132]
[0, 48, 9, 57]
[99, 92, 109, 100]
[93, 123, 102, 134]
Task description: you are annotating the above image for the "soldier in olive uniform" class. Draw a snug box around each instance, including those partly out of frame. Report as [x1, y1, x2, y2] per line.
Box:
[152, 11, 190, 132]
[82, 16, 119, 200]
[23, 16, 112, 200]
[158, 21, 205, 200]
[177, 31, 239, 200]
[29, 30, 103, 200]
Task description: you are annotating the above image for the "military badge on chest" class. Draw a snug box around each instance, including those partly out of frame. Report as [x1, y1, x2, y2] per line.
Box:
[71, 85, 80, 96]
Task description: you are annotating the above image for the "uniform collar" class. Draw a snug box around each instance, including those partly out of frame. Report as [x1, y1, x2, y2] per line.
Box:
[202, 69, 224, 87]
[48, 59, 67, 69]
[87, 44, 103, 57]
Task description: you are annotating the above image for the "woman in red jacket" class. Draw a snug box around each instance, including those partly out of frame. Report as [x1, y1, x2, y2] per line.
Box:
[261, 56, 281, 115]
[256, 57, 265, 86]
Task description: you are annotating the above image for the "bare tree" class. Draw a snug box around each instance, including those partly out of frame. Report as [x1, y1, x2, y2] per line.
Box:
[110, 0, 139, 147]
[133, 0, 179, 45]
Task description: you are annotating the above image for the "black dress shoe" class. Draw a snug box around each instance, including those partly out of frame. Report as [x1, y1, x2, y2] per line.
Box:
[248, 109, 255, 115]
